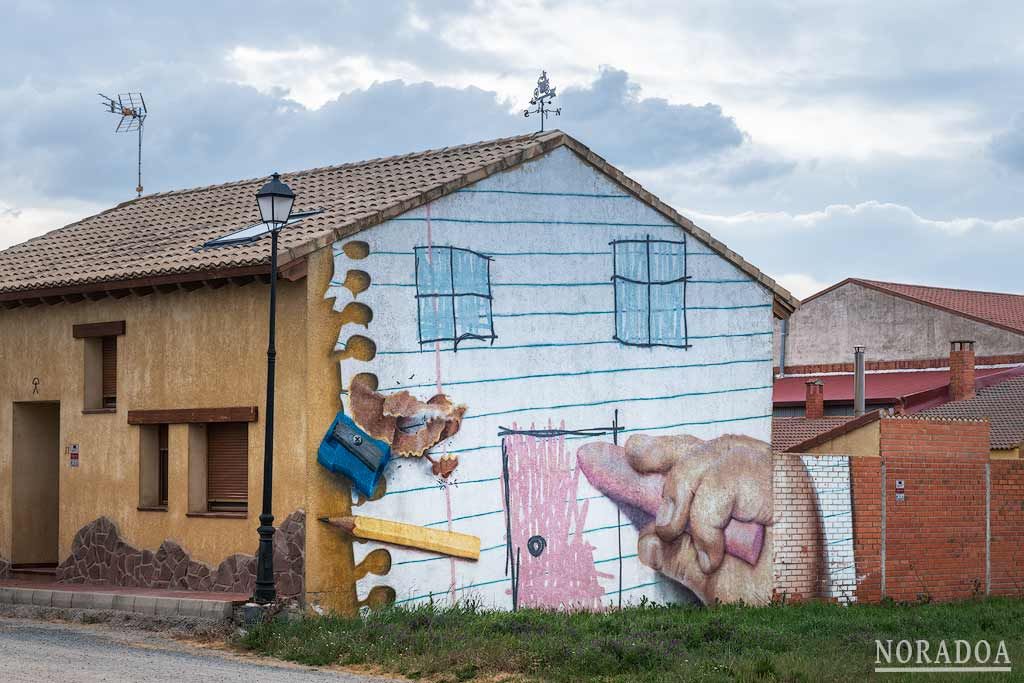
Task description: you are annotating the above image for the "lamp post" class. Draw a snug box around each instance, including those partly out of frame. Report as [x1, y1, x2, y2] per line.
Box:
[253, 172, 295, 605]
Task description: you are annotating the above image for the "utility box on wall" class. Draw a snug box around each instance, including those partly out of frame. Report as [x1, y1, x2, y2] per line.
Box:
[895, 478, 905, 503]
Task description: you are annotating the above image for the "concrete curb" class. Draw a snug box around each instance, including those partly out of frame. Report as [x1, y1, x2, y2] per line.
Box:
[0, 587, 234, 620]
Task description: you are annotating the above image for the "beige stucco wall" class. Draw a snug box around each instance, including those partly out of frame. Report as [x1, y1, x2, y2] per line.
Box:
[0, 277, 309, 566]
[775, 283, 1024, 367]
[806, 420, 881, 458]
[302, 246, 359, 614]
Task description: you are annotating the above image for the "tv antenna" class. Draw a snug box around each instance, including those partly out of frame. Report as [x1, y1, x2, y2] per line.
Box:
[99, 92, 148, 197]
[523, 71, 561, 132]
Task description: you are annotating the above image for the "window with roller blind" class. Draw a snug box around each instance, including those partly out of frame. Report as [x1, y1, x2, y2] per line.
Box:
[205, 422, 248, 512]
[74, 321, 125, 413]
[101, 336, 117, 408]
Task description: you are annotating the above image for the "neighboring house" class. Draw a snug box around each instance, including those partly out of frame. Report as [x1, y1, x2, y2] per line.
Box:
[773, 278, 1024, 416]
[0, 130, 811, 612]
[772, 350, 1024, 602]
[916, 375, 1024, 459]
[775, 278, 1024, 374]
[773, 349, 1024, 417]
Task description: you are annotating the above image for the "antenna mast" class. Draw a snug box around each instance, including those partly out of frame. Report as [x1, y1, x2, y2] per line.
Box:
[99, 92, 148, 197]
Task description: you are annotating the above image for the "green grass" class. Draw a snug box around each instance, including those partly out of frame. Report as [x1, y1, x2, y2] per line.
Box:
[237, 597, 1024, 682]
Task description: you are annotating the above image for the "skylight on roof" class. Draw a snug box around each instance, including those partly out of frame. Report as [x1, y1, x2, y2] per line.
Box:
[200, 209, 323, 249]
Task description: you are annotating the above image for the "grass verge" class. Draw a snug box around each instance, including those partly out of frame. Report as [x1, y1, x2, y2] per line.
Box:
[236, 597, 1024, 682]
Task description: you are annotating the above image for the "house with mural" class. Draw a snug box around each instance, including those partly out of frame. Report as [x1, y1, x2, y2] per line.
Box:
[4, 129, 913, 614]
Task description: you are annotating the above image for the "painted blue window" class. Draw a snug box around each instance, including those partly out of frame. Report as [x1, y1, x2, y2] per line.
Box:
[414, 246, 496, 348]
[612, 236, 690, 348]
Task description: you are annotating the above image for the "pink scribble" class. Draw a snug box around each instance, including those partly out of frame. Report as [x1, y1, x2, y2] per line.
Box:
[501, 422, 611, 610]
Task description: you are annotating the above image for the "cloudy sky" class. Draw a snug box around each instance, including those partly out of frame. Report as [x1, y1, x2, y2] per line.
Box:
[4, 0, 1024, 298]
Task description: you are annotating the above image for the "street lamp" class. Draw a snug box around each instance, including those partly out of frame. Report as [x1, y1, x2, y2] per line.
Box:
[253, 172, 295, 605]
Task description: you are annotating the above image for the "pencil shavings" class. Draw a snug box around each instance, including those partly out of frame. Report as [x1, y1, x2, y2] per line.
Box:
[350, 379, 466, 459]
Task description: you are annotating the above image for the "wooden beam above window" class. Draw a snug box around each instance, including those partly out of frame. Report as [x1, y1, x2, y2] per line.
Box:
[72, 320, 126, 338]
[127, 406, 258, 425]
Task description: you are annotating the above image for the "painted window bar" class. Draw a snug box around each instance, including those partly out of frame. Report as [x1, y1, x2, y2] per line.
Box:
[611, 235, 691, 349]
[414, 245, 497, 349]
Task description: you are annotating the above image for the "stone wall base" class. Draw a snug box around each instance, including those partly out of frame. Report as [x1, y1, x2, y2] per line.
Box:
[55, 510, 305, 600]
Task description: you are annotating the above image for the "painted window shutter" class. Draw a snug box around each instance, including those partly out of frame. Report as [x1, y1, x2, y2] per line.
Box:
[101, 336, 117, 407]
[207, 422, 248, 506]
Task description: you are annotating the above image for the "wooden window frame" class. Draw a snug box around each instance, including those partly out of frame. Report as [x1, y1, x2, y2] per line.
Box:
[138, 423, 170, 511]
[78, 321, 125, 414]
[205, 421, 249, 513]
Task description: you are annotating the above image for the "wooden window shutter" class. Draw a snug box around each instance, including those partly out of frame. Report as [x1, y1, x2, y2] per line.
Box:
[158, 424, 169, 508]
[101, 336, 117, 408]
[206, 422, 248, 508]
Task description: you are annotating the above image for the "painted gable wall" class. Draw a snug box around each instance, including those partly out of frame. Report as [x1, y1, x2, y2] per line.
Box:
[326, 147, 776, 609]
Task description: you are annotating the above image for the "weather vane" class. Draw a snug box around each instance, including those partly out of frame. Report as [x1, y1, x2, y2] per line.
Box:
[523, 71, 561, 132]
[98, 92, 148, 197]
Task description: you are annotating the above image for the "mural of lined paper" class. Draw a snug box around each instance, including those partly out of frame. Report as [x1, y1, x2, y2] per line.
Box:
[326, 146, 776, 610]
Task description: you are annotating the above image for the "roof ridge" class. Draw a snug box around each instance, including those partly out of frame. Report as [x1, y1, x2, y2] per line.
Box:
[855, 277, 1024, 299]
[138, 130, 561, 203]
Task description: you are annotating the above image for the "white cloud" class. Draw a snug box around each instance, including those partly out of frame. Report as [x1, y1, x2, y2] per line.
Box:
[0, 199, 103, 250]
[683, 200, 1024, 295]
[775, 273, 832, 300]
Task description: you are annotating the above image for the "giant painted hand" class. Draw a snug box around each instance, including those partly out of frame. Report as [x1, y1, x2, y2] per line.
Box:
[578, 433, 821, 604]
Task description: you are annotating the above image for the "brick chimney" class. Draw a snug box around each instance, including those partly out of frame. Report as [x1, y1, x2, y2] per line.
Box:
[805, 379, 825, 419]
[949, 340, 976, 401]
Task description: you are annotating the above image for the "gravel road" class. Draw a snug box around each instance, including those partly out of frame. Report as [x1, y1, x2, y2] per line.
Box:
[0, 617, 396, 683]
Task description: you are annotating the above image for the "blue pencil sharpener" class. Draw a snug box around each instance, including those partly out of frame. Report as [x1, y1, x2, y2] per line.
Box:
[317, 411, 391, 497]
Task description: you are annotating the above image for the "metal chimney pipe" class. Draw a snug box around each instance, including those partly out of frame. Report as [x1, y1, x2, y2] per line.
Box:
[778, 318, 789, 377]
[854, 345, 866, 416]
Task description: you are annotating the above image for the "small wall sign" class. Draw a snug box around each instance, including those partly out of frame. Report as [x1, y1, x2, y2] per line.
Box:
[895, 478, 905, 503]
[69, 443, 80, 468]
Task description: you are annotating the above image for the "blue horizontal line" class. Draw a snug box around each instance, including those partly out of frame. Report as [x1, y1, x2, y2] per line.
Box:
[492, 310, 613, 318]
[585, 522, 633, 534]
[393, 576, 510, 605]
[392, 543, 506, 567]
[493, 282, 610, 287]
[384, 357, 771, 391]
[377, 331, 771, 355]
[342, 279, 753, 288]
[489, 304, 769, 319]
[454, 189, 631, 198]
[607, 580, 664, 596]
[379, 340, 617, 355]
[464, 384, 772, 421]
[425, 509, 504, 528]
[384, 476, 502, 496]
[595, 553, 639, 565]
[440, 412, 773, 457]
[828, 536, 854, 545]
[354, 250, 720, 257]
[394, 217, 675, 228]
[690, 279, 751, 284]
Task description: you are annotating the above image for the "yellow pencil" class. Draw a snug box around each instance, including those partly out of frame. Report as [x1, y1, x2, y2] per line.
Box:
[319, 515, 481, 561]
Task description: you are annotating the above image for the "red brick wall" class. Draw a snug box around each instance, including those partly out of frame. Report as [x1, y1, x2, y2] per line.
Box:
[850, 418, 991, 602]
[991, 460, 1024, 597]
[851, 457, 883, 602]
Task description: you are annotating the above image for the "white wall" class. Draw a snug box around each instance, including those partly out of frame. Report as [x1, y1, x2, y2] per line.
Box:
[327, 147, 775, 609]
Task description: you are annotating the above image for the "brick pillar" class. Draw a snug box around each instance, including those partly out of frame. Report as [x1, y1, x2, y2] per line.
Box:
[949, 340, 976, 401]
[805, 379, 825, 419]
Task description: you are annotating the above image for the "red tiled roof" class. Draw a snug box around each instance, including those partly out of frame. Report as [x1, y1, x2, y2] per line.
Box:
[0, 131, 798, 314]
[917, 375, 1024, 449]
[803, 278, 1024, 336]
[771, 417, 854, 452]
[773, 367, 1014, 406]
